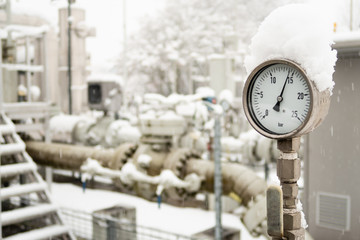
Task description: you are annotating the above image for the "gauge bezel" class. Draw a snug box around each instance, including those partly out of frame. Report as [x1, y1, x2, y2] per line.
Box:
[243, 59, 315, 139]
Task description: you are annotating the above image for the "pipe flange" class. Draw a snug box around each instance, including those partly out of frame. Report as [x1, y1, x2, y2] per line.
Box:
[108, 143, 138, 170]
[163, 148, 200, 198]
[109, 143, 138, 190]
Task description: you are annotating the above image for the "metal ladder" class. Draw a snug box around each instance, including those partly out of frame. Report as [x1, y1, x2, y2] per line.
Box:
[0, 113, 75, 240]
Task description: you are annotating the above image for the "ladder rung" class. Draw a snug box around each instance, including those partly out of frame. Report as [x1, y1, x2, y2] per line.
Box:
[1, 183, 47, 200]
[0, 124, 15, 135]
[0, 142, 25, 155]
[3, 224, 70, 240]
[0, 162, 36, 178]
[2, 204, 57, 226]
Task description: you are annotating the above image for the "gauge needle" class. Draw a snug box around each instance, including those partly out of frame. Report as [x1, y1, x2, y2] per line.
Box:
[273, 70, 290, 112]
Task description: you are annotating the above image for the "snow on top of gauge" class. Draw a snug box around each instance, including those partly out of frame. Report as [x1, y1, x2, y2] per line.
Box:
[244, 3, 337, 93]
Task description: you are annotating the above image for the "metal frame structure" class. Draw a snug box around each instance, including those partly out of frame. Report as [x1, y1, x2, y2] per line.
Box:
[0, 114, 75, 239]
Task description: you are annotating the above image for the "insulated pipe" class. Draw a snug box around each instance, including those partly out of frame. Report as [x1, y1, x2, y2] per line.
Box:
[26, 141, 266, 206]
[186, 159, 266, 206]
[25, 141, 136, 170]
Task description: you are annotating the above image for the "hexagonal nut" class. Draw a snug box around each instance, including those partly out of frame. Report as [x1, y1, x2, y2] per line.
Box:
[282, 183, 298, 198]
[284, 228, 305, 240]
[277, 159, 301, 181]
[283, 212, 302, 230]
[277, 138, 301, 153]
[283, 198, 298, 209]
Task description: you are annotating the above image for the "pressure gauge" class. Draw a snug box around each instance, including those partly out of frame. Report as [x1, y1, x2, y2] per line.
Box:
[243, 59, 330, 139]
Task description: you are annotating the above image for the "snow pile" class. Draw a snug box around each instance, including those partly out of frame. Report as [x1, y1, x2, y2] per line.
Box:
[176, 103, 196, 117]
[49, 114, 87, 143]
[158, 170, 201, 193]
[52, 183, 265, 239]
[5, 25, 49, 39]
[143, 93, 167, 104]
[87, 73, 123, 87]
[140, 110, 156, 120]
[119, 161, 158, 185]
[221, 137, 243, 153]
[245, 3, 337, 93]
[218, 89, 234, 104]
[296, 200, 308, 229]
[158, 111, 183, 121]
[105, 120, 141, 146]
[80, 158, 106, 182]
[17, 84, 27, 95]
[196, 87, 215, 97]
[30, 85, 41, 101]
[137, 154, 152, 167]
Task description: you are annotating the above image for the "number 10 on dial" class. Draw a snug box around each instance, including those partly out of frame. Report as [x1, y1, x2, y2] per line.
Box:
[243, 59, 327, 139]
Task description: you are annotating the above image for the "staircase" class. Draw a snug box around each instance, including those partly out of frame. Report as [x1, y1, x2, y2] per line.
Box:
[0, 113, 75, 240]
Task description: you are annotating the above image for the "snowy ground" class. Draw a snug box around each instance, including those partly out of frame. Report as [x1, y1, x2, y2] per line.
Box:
[51, 183, 267, 240]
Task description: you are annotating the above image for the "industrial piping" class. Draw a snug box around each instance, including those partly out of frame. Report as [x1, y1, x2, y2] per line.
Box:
[26, 141, 266, 204]
[26, 140, 267, 235]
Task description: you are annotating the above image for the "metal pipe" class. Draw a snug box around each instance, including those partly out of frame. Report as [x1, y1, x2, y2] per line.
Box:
[350, 0, 353, 31]
[0, 17, 3, 112]
[67, 0, 72, 114]
[25, 141, 268, 236]
[214, 115, 222, 240]
[25, 37, 32, 102]
[186, 159, 266, 206]
[122, 0, 128, 109]
[277, 138, 304, 240]
[26, 141, 117, 170]
[26, 141, 266, 206]
[0, 151, 2, 240]
[42, 32, 51, 143]
[5, 0, 11, 47]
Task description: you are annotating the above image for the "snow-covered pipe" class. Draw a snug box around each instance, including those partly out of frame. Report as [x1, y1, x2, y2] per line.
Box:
[26, 141, 266, 205]
[80, 158, 201, 194]
[49, 114, 141, 147]
[80, 158, 159, 185]
[25, 141, 137, 170]
[186, 159, 266, 205]
[221, 129, 278, 163]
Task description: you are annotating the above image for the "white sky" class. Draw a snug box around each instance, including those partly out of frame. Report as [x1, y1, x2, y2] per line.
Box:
[76, 0, 166, 72]
[12, 0, 166, 72]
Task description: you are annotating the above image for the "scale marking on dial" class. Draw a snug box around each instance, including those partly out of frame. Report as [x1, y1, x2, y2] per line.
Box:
[248, 63, 311, 135]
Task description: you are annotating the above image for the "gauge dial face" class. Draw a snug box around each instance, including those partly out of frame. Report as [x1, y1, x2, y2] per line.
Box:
[247, 63, 312, 135]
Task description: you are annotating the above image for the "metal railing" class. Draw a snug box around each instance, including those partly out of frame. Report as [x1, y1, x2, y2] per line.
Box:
[60, 208, 201, 240]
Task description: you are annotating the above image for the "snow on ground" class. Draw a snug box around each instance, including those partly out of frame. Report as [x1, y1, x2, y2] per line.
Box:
[51, 183, 266, 239]
[245, 3, 337, 93]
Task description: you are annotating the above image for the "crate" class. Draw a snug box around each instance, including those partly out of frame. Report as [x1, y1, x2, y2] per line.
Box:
[92, 205, 137, 240]
[191, 226, 240, 240]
